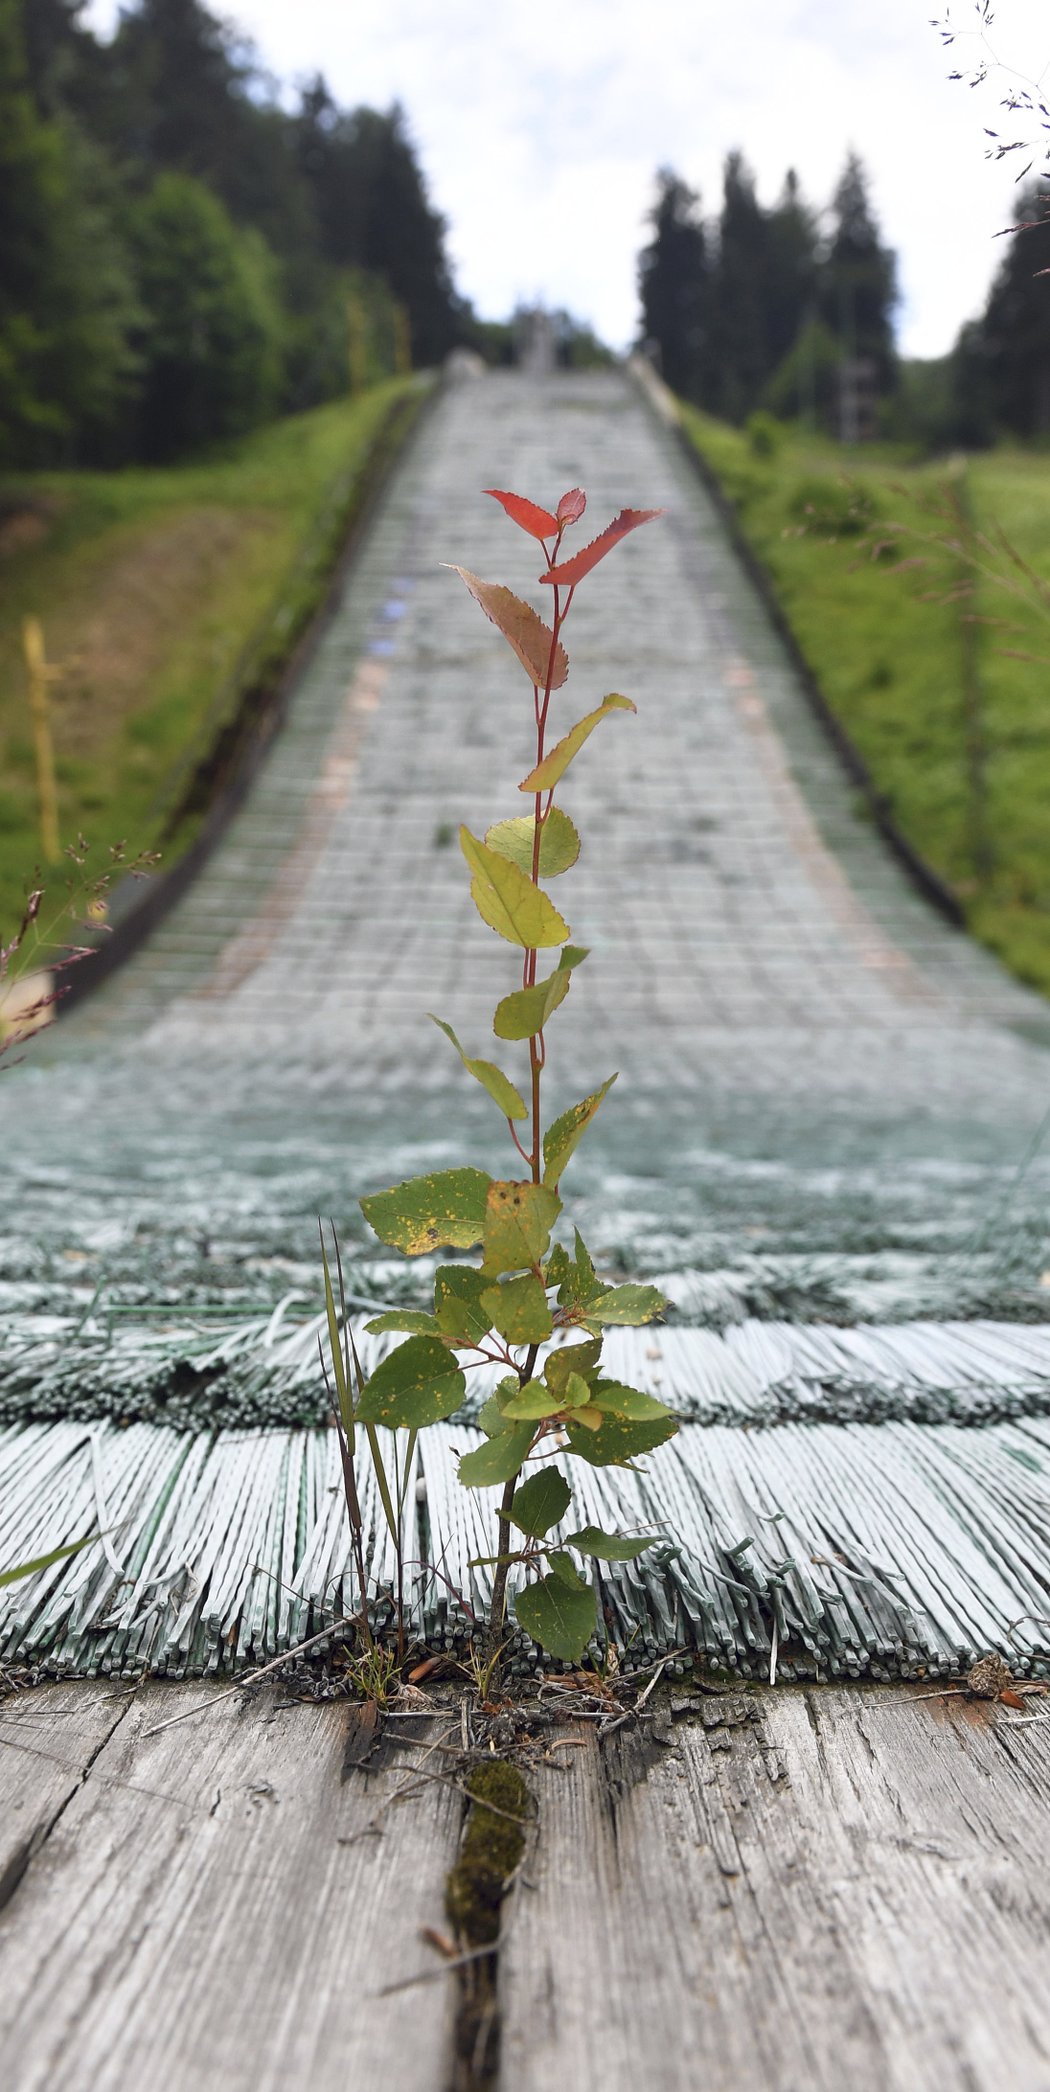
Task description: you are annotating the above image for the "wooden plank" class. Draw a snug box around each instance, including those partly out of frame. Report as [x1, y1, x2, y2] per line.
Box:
[500, 1685, 1050, 2091]
[0, 1684, 130, 1914]
[0, 1685, 462, 2092]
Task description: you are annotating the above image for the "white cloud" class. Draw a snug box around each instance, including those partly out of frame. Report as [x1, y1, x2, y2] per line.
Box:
[83, 0, 1050, 357]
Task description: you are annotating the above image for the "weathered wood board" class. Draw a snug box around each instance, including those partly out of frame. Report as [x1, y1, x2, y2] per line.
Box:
[501, 1687, 1050, 2092]
[1, 1681, 1049, 2090]
[0, 1685, 461, 2092]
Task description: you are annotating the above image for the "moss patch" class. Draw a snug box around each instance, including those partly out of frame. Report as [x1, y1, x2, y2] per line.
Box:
[445, 1760, 529, 1948]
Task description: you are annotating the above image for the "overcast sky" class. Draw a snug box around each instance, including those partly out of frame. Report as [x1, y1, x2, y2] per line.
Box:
[84, 0, 1050, 358]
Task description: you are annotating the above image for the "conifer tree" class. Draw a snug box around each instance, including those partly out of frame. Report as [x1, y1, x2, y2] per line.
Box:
[637, 168, 708, 398]
[974, 186, 1050, 436]
[820, 152, 897, 393]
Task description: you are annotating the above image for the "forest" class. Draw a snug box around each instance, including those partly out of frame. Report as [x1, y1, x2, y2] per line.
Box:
[1, 0, 505, 469]
[638, 150, 1050, 446]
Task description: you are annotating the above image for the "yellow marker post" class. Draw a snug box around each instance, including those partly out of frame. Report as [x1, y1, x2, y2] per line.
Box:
[22, 616, 61, 863]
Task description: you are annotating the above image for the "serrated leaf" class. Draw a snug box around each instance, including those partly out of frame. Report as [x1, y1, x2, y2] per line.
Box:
[484, 487, 560, 540]
[542, 1077, 617, 1189]
[447, 567, 568, 687]
[590, 1382, 675, 1420]
[510, 1467, 572, 1538]
[460, 828, 569, 949]
[563, 1526, 659, 1561]
[546, 1230, 598, 1308]
[580, 1283, 668, 1326]
[519, 696, 636, 794]
[361, 1168, 490, 1256]
[515, 1569, 596, 1662]
[365, 1310, 443, 1336]
[543, 1336, 603, 1392]
[566, 1411, 678, 1467]
[556, 487, 587, 525]
[458, 1423, 535, 1486]
[493, 946, 587, 1042]
[482, 1179, 561, 1277]
[485, 810, 580, 879]
[429, 1014, 527, 1120]
[433, 1265, 492, 1345]
[540, 507, 664, 587]
[479, 1273, 553, 1344]
[356, 1336, 465, 1428]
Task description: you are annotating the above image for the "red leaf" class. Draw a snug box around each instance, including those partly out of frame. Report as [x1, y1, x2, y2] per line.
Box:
[446, 566, 569, 688]
[541, 507, 664, 587]
[556, 487, 587, 525]
[484, 488, 560, 540]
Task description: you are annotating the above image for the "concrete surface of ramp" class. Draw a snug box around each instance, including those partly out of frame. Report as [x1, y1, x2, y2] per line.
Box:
[4, 370, 1050, 1679]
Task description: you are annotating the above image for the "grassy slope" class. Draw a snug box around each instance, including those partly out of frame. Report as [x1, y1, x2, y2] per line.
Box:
[0, 378, 418, 946]
[680, 406, 1050, 996]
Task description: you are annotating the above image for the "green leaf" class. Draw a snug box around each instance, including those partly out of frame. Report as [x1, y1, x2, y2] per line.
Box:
[428, 1015, 527, 1121]
[477, 1378, 521, 1435]
[501, 1381, 566, 1419]
[482, 1179, 561, 1277]
[519, 694, 636, 794]
[515, 1569, 596, 1662]
[510, 1468, 572, 1539]
[433, 1265, 492, 1345]
[545, 1231, 598, 1309]
[543, 1336, 603, 1393]
[0, 1534, 98, 1589]
[476, 1395, 508, 1437]
[547, 1549, 584, 1588]
[563, 1526, 660, 1561]
[566, 1411, 678, 1467]
[460, 828, 569, 949]
[590, 1383, 675, 1420]
[356, 1336, 465, 1428]
[365, 1310, 443, 1336]
[493, 946, 588, 1042]
[458, 1424, 535, 1486]
[485, 809, 580, 879]
[579, 1283, 668, 1327]
[542, 1078, 617, 1189]
[562, 1371, 595, 1410]
[479, 1273, 553, 1344]
[361, 1169, 490, 1257]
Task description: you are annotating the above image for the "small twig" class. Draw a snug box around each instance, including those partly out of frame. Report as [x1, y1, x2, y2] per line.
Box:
[376, 1937, 501, 1996]
[142, 1618, 358, 1736]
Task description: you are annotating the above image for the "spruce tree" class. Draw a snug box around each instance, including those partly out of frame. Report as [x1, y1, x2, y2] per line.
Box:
[975, 186, 1050, 435]
[637, 168, 708, 399]
[820, 152, 897, 393]
[709, 153, 770, 422]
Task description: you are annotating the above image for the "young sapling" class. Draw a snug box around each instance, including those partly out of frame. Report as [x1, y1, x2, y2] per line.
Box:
[332, 484, 679, 1667]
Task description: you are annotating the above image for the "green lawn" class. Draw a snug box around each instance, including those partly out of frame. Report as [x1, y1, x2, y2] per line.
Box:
[680, 406, 1050, 996]
[0, 377, 423, 950]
